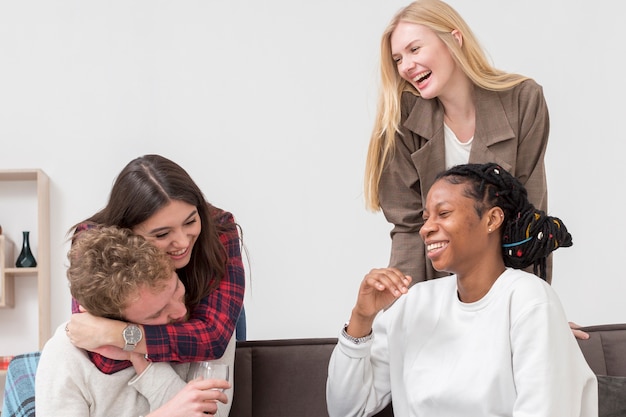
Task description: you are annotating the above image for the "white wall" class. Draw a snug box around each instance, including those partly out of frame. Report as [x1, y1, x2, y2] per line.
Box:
[0, 0, 624, 356]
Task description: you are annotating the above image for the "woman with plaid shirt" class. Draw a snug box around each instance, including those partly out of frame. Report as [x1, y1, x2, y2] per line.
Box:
[65, 154, 245, 375]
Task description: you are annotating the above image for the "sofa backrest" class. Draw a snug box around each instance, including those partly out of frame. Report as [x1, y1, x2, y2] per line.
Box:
[230, 338, 393, 417]
[576, 323, 626, 376]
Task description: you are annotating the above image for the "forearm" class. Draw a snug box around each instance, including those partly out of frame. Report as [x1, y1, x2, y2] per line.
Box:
[346, 309, 376, 338]
[327, 332, 389, 417]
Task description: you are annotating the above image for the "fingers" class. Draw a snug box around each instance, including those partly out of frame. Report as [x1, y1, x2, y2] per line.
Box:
[364, 267, 411, 296]
[568, 321, 590, 340]
[352, 268, 411, 320]
[188, 379, 231, 403]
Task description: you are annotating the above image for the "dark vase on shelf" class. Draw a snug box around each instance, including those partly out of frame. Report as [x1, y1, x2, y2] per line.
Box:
[16, 230, 37, 268]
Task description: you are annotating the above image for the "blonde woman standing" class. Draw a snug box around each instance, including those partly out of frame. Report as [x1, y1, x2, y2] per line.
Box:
[365, 0, 550, 284]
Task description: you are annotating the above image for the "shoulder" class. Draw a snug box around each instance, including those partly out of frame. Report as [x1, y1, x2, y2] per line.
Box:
[497, 79, 546, 107]
[42, 324, 85, 353]
[39, 324, 89, 373]
[499, 268, 560, 312]
[209, 205, 236, 227]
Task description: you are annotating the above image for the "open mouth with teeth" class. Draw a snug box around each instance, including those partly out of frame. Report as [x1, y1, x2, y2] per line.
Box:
[426, 241, 447, 252]
[413, 71, 432, 85]
[168, 247, 188, 257]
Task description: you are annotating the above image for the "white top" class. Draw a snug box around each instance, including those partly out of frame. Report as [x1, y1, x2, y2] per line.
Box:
[327, 268, 598, 417]
[36, 323, 235, 417]
[444, 122, 472, 169]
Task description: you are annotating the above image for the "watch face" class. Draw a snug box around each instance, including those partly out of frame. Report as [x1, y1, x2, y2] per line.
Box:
[124, 325, 142, 344]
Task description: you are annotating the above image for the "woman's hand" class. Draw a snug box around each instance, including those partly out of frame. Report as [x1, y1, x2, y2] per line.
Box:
[347, 268, 411, 337]
[569, 322, 590, 340]
[67, 311, 131, 359]
[148, 378, 230, 417]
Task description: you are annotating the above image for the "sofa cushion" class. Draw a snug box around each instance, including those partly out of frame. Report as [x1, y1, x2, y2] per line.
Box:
[598, 376, 626, 417]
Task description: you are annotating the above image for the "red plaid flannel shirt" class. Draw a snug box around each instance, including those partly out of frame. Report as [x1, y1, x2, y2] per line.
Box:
[71, 208, 245, 374]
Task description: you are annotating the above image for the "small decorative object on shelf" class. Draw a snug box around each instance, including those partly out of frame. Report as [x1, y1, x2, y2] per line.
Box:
[15, 230, 37, 268]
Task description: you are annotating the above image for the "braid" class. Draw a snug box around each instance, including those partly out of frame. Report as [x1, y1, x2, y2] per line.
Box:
[437, 163, 572, 280]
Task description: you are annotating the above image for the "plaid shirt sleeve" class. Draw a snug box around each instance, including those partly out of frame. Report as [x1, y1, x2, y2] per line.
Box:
[71, 210, 246, 375]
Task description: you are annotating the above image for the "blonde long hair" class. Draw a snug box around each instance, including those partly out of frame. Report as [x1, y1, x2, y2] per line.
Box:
[364, 0, 529, 211]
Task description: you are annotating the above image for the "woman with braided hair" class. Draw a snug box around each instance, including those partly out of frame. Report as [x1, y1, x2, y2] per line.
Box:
[327, 163, 597, 417]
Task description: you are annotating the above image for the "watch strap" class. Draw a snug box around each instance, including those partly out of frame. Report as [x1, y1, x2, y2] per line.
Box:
[341, 323, 373, 345]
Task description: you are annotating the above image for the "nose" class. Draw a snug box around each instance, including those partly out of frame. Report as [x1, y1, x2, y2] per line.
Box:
[419, 217, 435, 241]
[170, 228, 188, 248]
[169, 300, 188, 323]
[398, 57, 415, 76]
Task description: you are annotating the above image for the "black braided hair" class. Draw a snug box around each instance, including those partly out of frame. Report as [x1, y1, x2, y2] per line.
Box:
[436, 163, 572, 281]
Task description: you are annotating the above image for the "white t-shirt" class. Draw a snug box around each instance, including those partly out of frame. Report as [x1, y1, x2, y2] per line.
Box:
[444, 122, 472, 169]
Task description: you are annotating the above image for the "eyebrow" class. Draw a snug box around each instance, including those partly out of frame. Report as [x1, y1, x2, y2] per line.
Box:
[392, 40, 421, 59]
[145, 209, 198, 235]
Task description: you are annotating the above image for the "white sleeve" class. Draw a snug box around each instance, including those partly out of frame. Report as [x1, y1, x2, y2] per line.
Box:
[326, 312, 392, 417]
[129, 362, 186, 411]
[510, 286, 598, 417]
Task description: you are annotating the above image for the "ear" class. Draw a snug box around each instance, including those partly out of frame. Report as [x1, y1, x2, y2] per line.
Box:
[486, 207, 504, 232]
[450, 29, 463, 48]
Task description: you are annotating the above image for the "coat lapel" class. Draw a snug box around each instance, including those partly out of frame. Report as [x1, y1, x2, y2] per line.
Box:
[470, 88, 515, 172]
[403, 98, 446, 205]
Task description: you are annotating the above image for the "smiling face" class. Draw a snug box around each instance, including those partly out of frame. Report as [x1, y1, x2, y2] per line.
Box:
[132, 200, 201, 270]
[122, 270, 188, 325]
[419, 179, 490, 275]
[390, 21, 461, 100]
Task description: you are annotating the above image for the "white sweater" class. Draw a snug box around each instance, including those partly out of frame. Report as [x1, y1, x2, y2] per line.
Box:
[327, 268, 598, 417]
[36, 323, 235, 417]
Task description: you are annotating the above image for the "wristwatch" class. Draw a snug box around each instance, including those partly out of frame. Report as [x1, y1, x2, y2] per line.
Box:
[341, 323, 373, 345]
[122, 323, 143, 351]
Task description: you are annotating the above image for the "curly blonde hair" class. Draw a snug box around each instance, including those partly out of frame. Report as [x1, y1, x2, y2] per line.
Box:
[67, 225, 175, 319]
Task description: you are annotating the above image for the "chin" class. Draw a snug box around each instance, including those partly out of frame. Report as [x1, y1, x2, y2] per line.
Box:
[430, 261, 450, 273]
[173, 257, 190, 270]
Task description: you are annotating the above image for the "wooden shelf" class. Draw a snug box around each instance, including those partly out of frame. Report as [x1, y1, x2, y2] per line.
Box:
[0, 235, 15, 308]
[2, 267, 39, 275]
[0, 169, 50, 348]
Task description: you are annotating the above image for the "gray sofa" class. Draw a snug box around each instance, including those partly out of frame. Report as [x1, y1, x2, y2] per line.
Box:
[2, 324, 624, 417]
[230, 323, 626, 417]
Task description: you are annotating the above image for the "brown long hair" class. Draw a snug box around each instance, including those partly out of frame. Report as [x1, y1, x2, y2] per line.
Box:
[70, 154, 235, 308]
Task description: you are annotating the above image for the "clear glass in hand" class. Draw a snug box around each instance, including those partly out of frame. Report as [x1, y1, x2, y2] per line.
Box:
[188, 362, 230, 391]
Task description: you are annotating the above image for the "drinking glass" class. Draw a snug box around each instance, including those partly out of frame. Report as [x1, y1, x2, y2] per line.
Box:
[188, 361, 230, 391]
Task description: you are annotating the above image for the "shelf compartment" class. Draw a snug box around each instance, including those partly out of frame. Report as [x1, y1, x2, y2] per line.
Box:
[0, 235, 15, 308]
